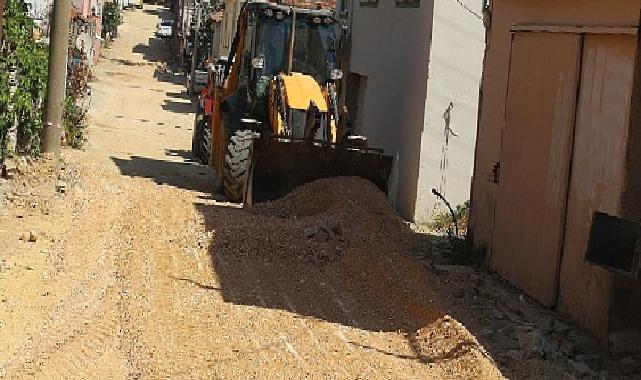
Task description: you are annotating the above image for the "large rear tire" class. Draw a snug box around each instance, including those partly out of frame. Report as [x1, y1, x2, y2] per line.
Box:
[201, 121, 211, 165]
[191, 113, 205, 163]
[223, 130, 256, 202]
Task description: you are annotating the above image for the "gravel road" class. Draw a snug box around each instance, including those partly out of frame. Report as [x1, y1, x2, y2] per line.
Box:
[0, 5, 505, 379]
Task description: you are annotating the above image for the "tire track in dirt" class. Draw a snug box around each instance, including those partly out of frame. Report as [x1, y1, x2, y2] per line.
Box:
[2, 180, 129, 379]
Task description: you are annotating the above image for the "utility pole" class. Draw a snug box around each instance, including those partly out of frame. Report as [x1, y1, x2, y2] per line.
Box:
[42, 0, 72, 159]
[180, 0, 188, 71]
[189, 1, 202, 94]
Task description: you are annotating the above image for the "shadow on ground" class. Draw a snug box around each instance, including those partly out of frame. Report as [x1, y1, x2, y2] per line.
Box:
[192, 187, 633, 378]
[142, 8, 166, 16]
[111, 153, 215, 193]
[190, 193, 483, 366]
[166, 91, 190, 100]
[162, 99, 194, 114]
[133, 37, 172, 63]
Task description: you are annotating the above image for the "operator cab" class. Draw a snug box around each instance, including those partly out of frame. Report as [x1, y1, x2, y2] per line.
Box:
[223, 2, 343, 137]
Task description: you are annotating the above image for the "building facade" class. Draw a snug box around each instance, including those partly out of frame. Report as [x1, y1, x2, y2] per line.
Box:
[218, 0, 244, 57]
[71, 0, 104, 64]
[339, 0, 485, 223]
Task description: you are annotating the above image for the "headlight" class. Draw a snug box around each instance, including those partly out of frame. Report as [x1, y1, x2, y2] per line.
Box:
[312, 17, 321, 24]
[264, 9, 273, 17]
[323, 18, 333, 25]
[252, 57, 265, 69]
[330, 69, 343, 81]
[276, 11, 284, 20]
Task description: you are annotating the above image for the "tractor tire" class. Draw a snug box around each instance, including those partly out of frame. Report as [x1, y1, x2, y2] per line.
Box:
[223, 130, 256, 202]
[201, 121, 211, 165]
[191, 113, 204, 162]
[191, 113, 211, 164]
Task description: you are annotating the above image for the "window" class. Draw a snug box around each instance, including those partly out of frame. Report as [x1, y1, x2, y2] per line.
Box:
[396, 0, 420, 7]
[360, 0, 378, 7]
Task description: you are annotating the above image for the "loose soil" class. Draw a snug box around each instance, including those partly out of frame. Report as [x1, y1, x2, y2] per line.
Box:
[0, 6, 501, 379]
[0, 4, 637, 380]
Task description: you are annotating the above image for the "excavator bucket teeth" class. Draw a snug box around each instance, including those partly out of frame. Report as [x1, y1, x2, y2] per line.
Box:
[249, 138, 393, 203]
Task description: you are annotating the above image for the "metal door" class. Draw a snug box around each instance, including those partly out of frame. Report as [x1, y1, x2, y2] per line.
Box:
[491, 32, 582, 306]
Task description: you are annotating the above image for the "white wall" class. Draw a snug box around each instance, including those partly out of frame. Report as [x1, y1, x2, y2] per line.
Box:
[414, 0, 485, 223]
[349, 0, 435, 220]
[24, 0, 53, 20]
[219, 0, 244, 57]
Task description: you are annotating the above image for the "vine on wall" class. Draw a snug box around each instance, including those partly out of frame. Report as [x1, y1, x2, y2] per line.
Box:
[0, 0, 96, 161]
[0, 0, 48, 160]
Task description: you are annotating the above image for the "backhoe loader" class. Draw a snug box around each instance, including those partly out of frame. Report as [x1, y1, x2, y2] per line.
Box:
[195, 1, 392, 204]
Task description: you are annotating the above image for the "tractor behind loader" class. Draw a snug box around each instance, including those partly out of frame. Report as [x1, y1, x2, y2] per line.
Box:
[194, 1, 392, 204]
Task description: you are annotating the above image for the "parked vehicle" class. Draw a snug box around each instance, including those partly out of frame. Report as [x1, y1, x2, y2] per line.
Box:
[122, 0, 142, 10]
[155, 20, 173, 38]
[187, 69, 208, 95]
[192, 56, 229, 164]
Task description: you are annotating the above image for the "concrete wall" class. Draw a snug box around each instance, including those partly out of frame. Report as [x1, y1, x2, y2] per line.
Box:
[413, 0, 484, 223]
[470, 0, 641, 341]
[346, 0, 484, 222]
[72, 0, 91, 18]
[348, 0, 435, 220]
[219, 0, 244, 57]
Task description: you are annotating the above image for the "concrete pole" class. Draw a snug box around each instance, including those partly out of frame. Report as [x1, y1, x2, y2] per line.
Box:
[42, 0, 72, 158]
[189, 2, 202, 94]
[181, 0, 188, 71]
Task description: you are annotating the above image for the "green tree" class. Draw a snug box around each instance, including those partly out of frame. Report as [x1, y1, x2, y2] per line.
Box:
[102, 1, 122, 40]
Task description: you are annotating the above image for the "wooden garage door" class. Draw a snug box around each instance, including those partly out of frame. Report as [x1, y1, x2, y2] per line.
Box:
[558, 34, 636, 335]
[491, 32, 582, 306]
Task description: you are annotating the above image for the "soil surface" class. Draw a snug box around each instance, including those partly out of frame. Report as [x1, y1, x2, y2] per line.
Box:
[0, 6, 500, 379]
[0, 5, 638, 380]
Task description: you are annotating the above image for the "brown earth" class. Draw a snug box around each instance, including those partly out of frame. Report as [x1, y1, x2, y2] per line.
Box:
[0, 5, 502, 379]
[1, 4, 637, 380]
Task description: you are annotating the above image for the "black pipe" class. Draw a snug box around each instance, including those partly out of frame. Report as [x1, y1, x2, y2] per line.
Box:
[432, 188, 459, 238]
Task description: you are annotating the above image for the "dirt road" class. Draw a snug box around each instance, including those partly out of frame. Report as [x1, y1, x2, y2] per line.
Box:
[0, 6, 503, 379]
[2, 4, 637, 380]
[0, 6, 499, 379]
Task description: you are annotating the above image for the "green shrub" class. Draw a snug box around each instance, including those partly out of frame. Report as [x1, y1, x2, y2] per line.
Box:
[63, 94, 88, 149]
[429, 200, 470, 237]
[0, 0, 48, 160]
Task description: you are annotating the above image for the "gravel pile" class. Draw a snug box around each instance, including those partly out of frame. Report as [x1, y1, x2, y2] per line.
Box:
[212, 177, 413, 266]
[203, 177, 505, 378]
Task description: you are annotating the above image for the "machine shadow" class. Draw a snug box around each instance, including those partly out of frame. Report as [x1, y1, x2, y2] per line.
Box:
[111, 154, 215, 194]
[133, 38, 171, 63]
[193, 200, 455, 363]
[162, 99, 195, 114]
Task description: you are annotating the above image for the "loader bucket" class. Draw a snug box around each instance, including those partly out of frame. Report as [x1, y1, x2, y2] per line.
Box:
[247, 138, 393, 204]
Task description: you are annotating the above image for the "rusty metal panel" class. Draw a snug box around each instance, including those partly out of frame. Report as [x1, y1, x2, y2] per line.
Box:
[558, 35, 636, 338]
[490, 32, 581, 306]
